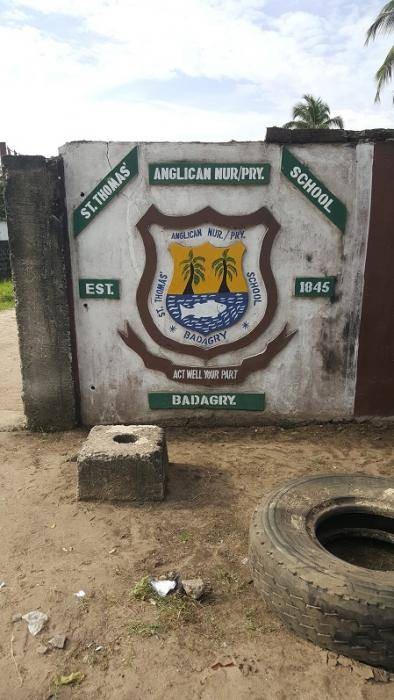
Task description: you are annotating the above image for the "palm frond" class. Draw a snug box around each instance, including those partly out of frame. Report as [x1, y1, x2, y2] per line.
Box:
[283, 120, 304, 128]
[292, 103, 310, 120]
[374, 46, 394, 101]
[325, 116, 344, 129]
[283, 119, 314, 129]
[284, 94, 343, 129]
[366, 2, 394, 44]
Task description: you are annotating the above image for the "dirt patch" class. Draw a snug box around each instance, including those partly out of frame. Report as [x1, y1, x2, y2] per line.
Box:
[0, 423, 393, 699]
[0, 310, 24, 429]
[1, 309, 394, 698]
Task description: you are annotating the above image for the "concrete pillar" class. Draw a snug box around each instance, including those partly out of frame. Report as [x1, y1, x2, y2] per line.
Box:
[3, 155, 78, 430]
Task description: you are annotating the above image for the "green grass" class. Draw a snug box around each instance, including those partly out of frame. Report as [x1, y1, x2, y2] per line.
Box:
[128, 622, 162, 637]
[129, 576, 200, 636]
[179, 531, 190, 543]
[0, 279, 14, 311]
[130, 576, 152, 601]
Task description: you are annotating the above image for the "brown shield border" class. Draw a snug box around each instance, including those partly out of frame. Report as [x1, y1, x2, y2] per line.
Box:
[134, 205, 280, 360]
[119, 321, 297, 386]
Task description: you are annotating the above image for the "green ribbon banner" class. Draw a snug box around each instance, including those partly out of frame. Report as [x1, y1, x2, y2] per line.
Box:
[281, 148, 347, 233]
[148, 393, 265, 411]
[149, 162, 270, 185]
[79, 279, 120, 299]
[73, 147, 138, 235]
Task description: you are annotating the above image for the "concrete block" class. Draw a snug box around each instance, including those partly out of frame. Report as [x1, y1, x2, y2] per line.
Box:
[77, 425, 167, 502]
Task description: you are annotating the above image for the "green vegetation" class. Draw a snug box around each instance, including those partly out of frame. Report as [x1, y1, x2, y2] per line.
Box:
[283, 94, 344, 130]
[366, 1, 394, 102]
[128, 622, 162, 637]
[129, 576, 152, 601]
[129, 576, 200, 635]
[0, 279, 14, 311]
[155, 593, 198, 628]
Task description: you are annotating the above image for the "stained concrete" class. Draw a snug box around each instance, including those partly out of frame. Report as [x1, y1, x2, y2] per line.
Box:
[3, 156, 77, 431]
[61, 139, 373, 425]
[77, 424, 167, 501]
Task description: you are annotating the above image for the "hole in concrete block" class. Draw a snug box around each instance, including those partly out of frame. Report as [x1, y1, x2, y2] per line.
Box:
[113, 434, 137, 444]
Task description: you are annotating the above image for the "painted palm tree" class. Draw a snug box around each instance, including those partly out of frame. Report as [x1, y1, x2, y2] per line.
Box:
[366, 1, 394, 102]
[181, 250, 205, 295]
[283, 95, 344, 129]
[212, 248, 237, 294]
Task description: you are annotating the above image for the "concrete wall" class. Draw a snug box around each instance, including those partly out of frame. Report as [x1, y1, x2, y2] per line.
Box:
[4, 134, 392, 430]
[3, 155, 77, 431]
[60, 137, 385, 426]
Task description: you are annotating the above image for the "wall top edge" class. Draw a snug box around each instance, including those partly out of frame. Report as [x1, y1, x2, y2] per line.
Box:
[265, 127, 394, 144]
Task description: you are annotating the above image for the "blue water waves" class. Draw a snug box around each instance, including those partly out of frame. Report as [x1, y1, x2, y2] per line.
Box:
[166, 292, 249, 335]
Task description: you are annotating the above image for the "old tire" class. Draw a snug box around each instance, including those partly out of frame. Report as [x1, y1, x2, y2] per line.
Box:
[249, 474, 394, 669]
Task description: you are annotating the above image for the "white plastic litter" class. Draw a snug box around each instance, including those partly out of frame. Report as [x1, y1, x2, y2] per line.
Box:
[0, 581, 6, 589]
[150, 579, 177, 597]
[74, 590, 86, 598]
[22, 610, 48, 636]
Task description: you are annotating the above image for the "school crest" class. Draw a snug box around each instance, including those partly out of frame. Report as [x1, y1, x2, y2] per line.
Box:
[166, 241, 248, 336]
[119, 205, 297, 384]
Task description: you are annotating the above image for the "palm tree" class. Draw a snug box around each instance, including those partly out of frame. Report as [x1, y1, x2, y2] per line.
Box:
[283, 95, 344, 129]
[212, 249, 237, 294]
[181, 250, 205, 295]
[366, 1, 394, 102]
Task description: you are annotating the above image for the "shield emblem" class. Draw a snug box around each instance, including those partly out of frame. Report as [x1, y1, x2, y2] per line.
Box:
[131, 205, 282, 360]
[166, 242, 248, 336]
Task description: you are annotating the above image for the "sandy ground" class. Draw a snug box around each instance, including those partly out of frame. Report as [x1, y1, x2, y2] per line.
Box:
[0, 310, 393, 699]
[0, 309, 24, 429]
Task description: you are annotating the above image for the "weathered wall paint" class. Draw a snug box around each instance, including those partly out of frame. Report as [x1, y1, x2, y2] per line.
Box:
[60, 139, 379, 425]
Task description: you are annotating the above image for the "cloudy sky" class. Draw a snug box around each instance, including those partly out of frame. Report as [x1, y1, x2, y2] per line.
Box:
[1, 0, 393, 155]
